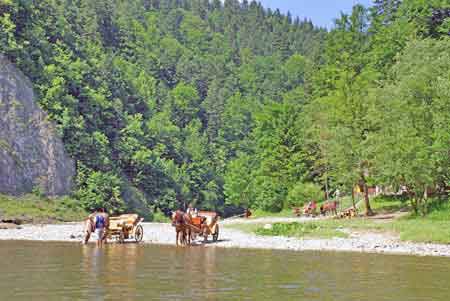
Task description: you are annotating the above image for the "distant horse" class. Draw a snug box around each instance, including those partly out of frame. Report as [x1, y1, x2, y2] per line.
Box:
[171, 210, 191, 246]
[320, 201, 338, 216]
[303, 201, 317, 216]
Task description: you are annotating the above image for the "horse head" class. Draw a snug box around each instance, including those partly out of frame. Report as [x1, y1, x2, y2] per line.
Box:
[171, 210, 187, 227]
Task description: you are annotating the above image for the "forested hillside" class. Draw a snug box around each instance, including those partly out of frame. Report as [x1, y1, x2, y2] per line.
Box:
[1, 0, 449, 218]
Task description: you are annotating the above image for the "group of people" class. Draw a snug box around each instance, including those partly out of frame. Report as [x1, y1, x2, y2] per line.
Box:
[83, 208, 109, 247]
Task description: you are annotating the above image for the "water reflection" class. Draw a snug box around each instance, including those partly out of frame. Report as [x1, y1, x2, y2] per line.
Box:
[1, 241, 450, 301]
[81, 243, 143, 300]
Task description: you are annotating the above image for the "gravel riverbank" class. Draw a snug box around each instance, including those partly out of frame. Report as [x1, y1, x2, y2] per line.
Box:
[1, 220, 450, 257]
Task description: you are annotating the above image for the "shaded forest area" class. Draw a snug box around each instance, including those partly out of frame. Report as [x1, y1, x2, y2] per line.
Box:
[1, 0, 449, 219]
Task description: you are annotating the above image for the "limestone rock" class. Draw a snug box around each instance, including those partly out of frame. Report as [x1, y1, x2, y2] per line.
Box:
[0, 55, 74, 196]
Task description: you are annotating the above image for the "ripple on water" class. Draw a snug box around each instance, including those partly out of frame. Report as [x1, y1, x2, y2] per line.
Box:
[0, 241, 450, 300]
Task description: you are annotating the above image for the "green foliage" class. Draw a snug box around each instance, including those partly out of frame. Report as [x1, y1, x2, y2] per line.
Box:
[76, 170, 126, 214]
[1, 0, 327, 215]
[224, 153, 254, 208]
[152, 208, 171, 223]
[250, 209, 294, 218]
[255, 222, 347, 239]
[286, 182, 324, 208]
[369, 195, 410, 213]
[236, 205, 450, 244]
[252, 176, 285, 212]
[2, 0, 450, 221]
[422, 199, 450, 221]
[370, 38, 450, 214]
[0, 194, 87, 223]
[31, 185, 45, 199]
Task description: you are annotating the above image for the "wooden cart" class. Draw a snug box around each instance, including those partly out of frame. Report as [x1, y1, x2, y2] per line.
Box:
[189, 211, 220, 242]
[107, 214, 144, 243]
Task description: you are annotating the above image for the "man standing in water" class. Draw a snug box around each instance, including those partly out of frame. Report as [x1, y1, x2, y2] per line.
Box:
[83, 208, 109, 246]
[94, 208, 109, 247]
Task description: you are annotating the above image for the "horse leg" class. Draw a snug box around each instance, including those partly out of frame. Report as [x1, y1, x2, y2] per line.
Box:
[83, 231, 90, 244]
[184, 228, 189, 245]
[186, 227, 191, 245]
[180, 227, 187, 246]
[176, 230, 179, 246]
[181, 229, 186, 245]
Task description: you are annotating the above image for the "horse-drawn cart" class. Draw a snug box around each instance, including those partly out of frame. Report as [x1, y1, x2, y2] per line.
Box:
[189, 211, 220, 242]
[107, 214, 144, 243]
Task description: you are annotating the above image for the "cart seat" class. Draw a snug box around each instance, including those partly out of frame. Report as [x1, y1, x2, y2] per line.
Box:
[108, 217, 124, 230]
[197, 211, 219, 226]
[119, 214, 139, 225]
[191, 217, 203, 227]
[109, 214, 140, 229]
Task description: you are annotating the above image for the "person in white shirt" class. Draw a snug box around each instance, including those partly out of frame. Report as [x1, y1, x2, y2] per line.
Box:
[186, 203, 198, 217]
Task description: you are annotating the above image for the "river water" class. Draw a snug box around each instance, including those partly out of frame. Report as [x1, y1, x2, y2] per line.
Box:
[1, 241, 449, 300]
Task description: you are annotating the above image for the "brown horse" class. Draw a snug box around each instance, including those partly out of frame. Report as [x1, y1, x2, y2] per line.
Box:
[320, 201, 338, 216]
[83, 217, 95, 244]
[171, 210, 191, 246]
[303, 201, 317, 216]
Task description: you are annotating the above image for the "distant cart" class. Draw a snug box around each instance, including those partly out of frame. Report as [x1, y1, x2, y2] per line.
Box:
[107, 214, 144, 243]
[189, 211, 220, 242]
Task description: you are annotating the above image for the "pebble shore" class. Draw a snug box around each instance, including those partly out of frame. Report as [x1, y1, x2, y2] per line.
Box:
[0, 221, 450, 257]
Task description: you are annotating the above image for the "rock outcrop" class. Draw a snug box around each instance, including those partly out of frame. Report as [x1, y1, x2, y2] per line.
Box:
[0, 55, 74, 196]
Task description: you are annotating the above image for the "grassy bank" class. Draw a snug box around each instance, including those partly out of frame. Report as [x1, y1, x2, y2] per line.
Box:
[256, 222, 348, 239]
[251, 208, 293, 218]
[228, 196, 450, 244]
[0, 194, 87, 223]
[229, 216, 450, 244]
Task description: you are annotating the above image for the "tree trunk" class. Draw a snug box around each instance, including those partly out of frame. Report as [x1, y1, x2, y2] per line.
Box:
[362, 179, 374, 216]
[410, 195, 418, 215]
[421, 186, 428, 216]
[351, 185, 356, 210]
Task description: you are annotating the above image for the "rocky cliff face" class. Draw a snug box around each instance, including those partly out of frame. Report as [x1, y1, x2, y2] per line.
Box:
[0, 55, 74, 196]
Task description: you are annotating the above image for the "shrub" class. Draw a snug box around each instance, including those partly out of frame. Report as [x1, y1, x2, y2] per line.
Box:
[76, 171, 126, 214]
[152, 208, 170, 223]
[253, 178, 285, 212]
[121, 184, 153, 221]
[285, 182, 324, 208]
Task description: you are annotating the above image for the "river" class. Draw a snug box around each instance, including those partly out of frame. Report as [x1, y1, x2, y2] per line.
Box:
[1, 241, 449, 300]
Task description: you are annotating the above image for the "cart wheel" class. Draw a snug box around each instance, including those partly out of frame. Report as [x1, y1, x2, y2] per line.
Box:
[212, 225, 219, 242]
[134, 225, 143, 242]
[119, 232, 125, 244]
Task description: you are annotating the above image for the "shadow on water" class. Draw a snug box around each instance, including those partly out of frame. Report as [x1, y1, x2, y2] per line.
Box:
[187, 238, 231, 247]
[204, 239, 230, 244]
